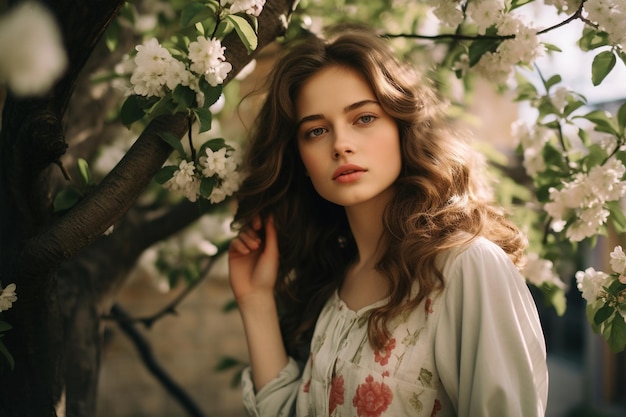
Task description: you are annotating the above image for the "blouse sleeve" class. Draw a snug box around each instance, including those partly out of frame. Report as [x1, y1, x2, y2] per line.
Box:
[433, 239, 549, 417]
[240, 357, 302, 417]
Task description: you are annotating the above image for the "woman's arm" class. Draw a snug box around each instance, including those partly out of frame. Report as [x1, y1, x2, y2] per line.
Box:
[434, 239, 548, 417]
[229, 215, 289, 391]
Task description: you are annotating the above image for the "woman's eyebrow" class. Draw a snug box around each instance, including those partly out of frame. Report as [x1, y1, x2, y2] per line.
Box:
[297, 99, 380, 128]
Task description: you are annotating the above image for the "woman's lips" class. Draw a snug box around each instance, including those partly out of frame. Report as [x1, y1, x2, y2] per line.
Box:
[332, 164, 367, 183]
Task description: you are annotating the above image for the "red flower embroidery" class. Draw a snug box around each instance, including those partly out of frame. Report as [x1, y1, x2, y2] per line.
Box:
[374, 338, 396, 366]
[302, 379, 311, 393]
[329, 375, 345, 414]
[425, 298, 434, 316]
[430, 399, 442, 417]
[352, 375, 393, 417]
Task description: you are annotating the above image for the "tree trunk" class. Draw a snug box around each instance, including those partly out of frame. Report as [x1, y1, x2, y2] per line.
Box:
[0, 0, 297, 415]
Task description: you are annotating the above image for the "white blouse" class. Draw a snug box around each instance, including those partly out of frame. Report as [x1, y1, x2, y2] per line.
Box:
[241, 238, 548, 417]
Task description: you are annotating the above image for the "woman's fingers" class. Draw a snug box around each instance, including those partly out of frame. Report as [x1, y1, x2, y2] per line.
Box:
[230, 227, 262, 254]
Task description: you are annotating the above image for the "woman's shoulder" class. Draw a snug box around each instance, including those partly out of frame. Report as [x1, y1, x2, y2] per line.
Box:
[436, 236, 524, 287]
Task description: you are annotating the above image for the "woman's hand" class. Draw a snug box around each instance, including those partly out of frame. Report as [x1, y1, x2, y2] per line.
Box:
[228, 215, 279, 304]
[228, 215, 288, 390]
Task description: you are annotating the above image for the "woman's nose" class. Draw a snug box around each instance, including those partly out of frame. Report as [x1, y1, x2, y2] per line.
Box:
[332, 129, 355, 158]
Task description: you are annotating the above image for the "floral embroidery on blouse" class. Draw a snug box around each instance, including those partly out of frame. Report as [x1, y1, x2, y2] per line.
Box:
[329, 374, 344, 414]
[352, 375, 393, 417]
[424, 298, 434, 316]
[373, 338, 396, 366]
[430, 399, 442, 417]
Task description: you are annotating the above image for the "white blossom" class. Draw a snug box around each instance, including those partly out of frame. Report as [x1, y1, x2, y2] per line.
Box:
[512, 121, 552, 176]
[164, 160, 200, 202]
[189, 37, 227, 74]
[428, 0, 464, 27]
[588, 158, 626, 201]
[566, 218, 599, 241]
[610, 245, 626, 275]
[199, 147, 238, 178]
[576, 267, 610, 302]
[130, 38, 175, 97]
[227, 0, 266, 16]
[466, 0, 504, 35]
[523, 253, 565, 288]
[204, 61, 233, 87]
[0, 283, 17, 312]
[551, 87, 570, 113]
[209, 187, 227, 204]
[584, 0, 626, 47]
[0, 1, 67, 96]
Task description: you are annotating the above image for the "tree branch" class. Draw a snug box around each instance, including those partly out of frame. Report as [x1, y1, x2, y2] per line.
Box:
[18, 0, 298, 276]
[110, 304, 208, 417]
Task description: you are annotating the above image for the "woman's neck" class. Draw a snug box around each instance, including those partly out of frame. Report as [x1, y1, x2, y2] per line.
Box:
[344, 187, 394, 266]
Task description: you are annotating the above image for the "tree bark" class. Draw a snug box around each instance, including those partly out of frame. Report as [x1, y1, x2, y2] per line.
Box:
[0, 0, 297, 415]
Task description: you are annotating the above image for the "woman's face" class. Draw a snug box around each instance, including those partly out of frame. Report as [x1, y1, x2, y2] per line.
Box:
[295, 65, 402, 209]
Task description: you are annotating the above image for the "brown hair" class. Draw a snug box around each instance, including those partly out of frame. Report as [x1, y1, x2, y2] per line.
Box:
[233, 27, 526, 359]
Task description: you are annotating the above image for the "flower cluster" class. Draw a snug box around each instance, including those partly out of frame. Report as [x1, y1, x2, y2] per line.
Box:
[226, 0, 266, 17]
[584, 0, 626, 48]
[162, 143, 241, 204]
[575, 245, 626, 352]
[0, 283, 17, 312]
[472, 13, 544, 83]
[0, 1, 67, 96]
[426, 0, 544, 83]
[129, 36, 231, 106]
[544, 157, 626, 241]
[512, 120, 553, 176]
[522, 253, 567, 289]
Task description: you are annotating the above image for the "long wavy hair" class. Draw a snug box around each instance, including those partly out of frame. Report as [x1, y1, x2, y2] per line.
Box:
[233, 27, 527, 359]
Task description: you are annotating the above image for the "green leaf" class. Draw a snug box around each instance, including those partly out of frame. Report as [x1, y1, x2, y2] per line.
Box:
[200, 176, 216, 198]
[594, 305, 615, 326]
[180, 3, 216, 28]
[606, 314, 626, 352]
[222, 299, 238, 313]
[608, 201, 626, 234]
[0, 321, 12, 332]
[468, 37, 502, 67]
[201, 138, 227, 153]
[158, 132, 186, 159]
[0, 338, 15, 370]
[154, 165, 178, 185]
[172, 85, 196, 112]
[617, 101, 626, 132]
[198, 80, 223, 108]
[120, 95, 148, 127]
[105, 20, 120, 52]
[542, 42, 562, 53]
[578, 28, 610, 51]
[214, 355, 244, 371]
[53, 188, 82, 212]
[77, 158, 92, 187]
[591, 50, 616, 86]
[579, 110, 619, 136]
[509, 0, 534, 11]
[562, 99, 586, 118]
[544, 74, 562, 91]
[214, 18, 235, 40]
[226, 14, 258, 54]
[194, 108, 213, 133]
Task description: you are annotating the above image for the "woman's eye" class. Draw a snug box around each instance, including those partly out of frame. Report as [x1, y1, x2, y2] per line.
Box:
[357, 114, 376, 124]
[306, 127, 326, 138]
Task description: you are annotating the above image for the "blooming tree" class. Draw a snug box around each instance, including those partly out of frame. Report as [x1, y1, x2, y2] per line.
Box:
[112, 0, 626, 353]
[1, 0, 626, 415]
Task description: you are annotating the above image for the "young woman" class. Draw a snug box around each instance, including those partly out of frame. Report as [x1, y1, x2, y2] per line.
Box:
[228, 27, 548, 417]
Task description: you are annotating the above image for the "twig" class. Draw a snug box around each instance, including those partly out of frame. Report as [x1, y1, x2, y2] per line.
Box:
[110, 304, 208, 417]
